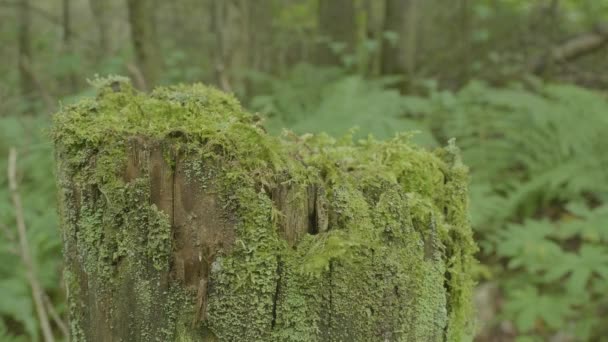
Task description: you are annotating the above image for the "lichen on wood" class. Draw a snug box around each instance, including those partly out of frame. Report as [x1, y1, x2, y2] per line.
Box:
[53, 76, 477, 341]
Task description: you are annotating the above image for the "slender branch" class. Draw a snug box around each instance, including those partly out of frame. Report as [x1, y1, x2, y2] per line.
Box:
[8, 148, 55, 342]
[43, 293, 69, 338]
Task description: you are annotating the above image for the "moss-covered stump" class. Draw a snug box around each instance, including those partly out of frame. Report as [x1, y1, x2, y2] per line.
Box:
[52, 78, 477, 342]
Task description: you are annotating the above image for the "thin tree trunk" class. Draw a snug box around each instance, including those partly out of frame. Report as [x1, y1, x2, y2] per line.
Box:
[88, 0, 110, 55]
[459, 0, 471, 84]
[363, 0, 383, 76]
[316, 0, 357, 66]
[247, 0, 273, 75]
[209, 0, 250, 95]
[62, 0, 77, 93]
[126, 0, 162, 89]
[18, 0, 35, 105]
[381, 0, 418, 91]
[209, 0, 230, 91]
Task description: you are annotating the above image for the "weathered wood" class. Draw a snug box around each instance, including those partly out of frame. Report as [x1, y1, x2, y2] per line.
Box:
[53, 79, 476, 341]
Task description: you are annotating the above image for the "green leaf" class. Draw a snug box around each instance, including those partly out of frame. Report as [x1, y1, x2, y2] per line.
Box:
[504, 286, 573, 333]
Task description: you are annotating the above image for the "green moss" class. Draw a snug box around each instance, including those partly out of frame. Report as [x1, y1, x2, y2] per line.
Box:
[53, 78, 476, 341]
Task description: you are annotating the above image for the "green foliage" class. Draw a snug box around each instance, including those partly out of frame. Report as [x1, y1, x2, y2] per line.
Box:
[3, 0, 608, 339]
[400, 80, 608, 340]
[251, 64, 436, 145]
[0, 116, 63, 341]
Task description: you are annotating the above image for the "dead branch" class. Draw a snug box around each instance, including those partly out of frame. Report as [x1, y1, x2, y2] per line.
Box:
[531, 25, 608, 74]
[8, 148, 55, 342]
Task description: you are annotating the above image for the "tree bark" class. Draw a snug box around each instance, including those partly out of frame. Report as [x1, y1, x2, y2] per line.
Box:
[126, 0, 162, 89]
[381, 0, 418, 91]
[316, 0, 357, 66]
[53, 80, 476, 341]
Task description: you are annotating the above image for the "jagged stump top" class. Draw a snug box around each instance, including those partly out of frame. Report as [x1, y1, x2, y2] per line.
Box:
[53, 78, 477, 342]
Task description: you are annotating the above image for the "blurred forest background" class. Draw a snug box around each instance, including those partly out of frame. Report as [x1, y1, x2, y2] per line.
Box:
[1, 0, 608, 341]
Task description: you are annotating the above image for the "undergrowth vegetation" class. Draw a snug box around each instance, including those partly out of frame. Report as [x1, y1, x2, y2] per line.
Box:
[0, 117, 61, 341]
[2, 68, 608, 341]
[408, 81, 608, 341]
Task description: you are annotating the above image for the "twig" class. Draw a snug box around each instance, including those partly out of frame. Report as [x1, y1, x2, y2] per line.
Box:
[8, 147, 55, 342]
[43, 293, 69, 338]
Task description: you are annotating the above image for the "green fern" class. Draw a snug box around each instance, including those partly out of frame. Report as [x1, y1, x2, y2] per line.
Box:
[0, 117, 64, 341]
[403, 80, 608, 339]
[251, 63, 437, 145]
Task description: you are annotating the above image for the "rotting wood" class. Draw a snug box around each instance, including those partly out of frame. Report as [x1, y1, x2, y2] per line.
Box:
[53, 78, 477, 341]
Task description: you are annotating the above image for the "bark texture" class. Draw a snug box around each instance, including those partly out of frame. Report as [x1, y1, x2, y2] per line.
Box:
[53, 78, 476, 341]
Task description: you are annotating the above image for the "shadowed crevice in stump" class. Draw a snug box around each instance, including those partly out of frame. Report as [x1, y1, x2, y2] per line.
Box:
[270, 257, 282, 329]
[53, 79, 477, 342]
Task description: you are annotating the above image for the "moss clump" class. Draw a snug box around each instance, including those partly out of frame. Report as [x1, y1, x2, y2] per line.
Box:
[53, 78, 477, 341]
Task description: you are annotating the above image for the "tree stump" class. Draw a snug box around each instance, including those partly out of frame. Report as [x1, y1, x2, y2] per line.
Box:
[53, 78, 476, 342]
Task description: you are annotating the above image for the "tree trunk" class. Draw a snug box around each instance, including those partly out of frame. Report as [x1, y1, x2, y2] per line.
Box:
[88, 0, 111, 55]
[209, 0, 251, 95]
[53, 79, 476, 341]
[62, 0, 77, 93]
[126, 0, 162, 89]
[458, 0, 471, 84]
[316, 0, 357, 66]
[17, 0, 35, 104]
[247, 1, 274, 78]
[363, 0, 384, 76]
[381, 0, 418, 91]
